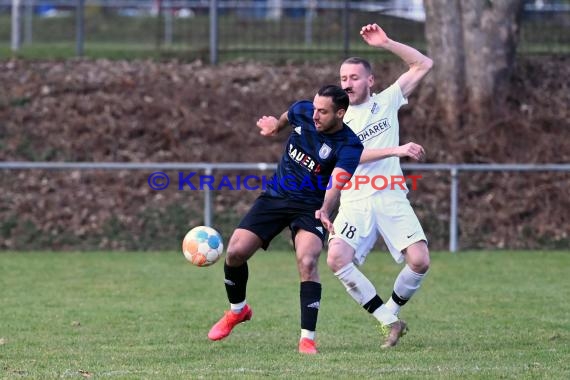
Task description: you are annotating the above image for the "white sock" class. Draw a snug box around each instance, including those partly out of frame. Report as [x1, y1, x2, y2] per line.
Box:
[384, 297, 401, 316]
[388, 265, 427, 314]
[301, 329, 315, 340]
[372, 305, 398, 326]
[395, 265, 426, 299]
[334, 262, 377, 306]
[230, 300, 246, 313]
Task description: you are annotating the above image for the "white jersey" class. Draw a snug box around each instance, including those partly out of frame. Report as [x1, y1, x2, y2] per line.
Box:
[341, 82, 408, 201]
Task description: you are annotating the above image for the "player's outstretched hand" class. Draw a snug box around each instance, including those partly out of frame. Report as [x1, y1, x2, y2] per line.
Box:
[360, 23, 389, 48]
[397, 142, 426, 161]
[315, 209, 335, 235]
[257, 116, 279, 136]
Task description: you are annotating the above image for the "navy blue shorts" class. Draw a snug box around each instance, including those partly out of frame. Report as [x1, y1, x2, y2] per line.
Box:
[238, 193, 326, 250]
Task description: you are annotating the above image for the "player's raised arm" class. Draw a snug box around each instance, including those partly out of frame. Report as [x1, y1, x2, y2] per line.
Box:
[359, 142, 426, 164]
[256, 111, 289, 136]
[360, 23, 433, 98]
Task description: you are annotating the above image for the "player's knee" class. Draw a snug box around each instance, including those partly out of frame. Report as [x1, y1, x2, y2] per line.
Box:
[413, 258, 430, 274]
[226, 242, 252, 265]
[326, 253, 338, 272]
[297, 253, 319, 272]
[405, 242, 430, 273]
[418, 245, 431, 272]
[225, 248, 246, 266]
[326, 239, 352, 272]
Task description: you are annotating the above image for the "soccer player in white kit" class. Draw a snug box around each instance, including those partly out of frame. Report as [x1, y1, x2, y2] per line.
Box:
[326, 23, 434, 348]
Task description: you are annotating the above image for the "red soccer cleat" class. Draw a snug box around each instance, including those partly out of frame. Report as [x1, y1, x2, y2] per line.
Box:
[298, 337, 318, 354]
[208, 305, 253, 341]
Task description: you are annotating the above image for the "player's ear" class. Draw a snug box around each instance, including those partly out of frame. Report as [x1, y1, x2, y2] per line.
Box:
[336, 108, 346, 119]
[368, 74, 374, 88]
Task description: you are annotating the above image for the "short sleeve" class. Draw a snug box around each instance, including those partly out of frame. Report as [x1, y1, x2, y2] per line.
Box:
[380, 82, 408, 110]
[287, 100, 314, 129]
[335, 142, 364, 176]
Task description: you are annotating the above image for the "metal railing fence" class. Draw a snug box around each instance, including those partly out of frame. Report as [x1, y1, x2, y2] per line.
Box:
[2, 161, 569, 252]
[3, 1, 570, 61]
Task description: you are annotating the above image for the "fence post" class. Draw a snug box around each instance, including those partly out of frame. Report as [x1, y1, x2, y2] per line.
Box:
[449, 167, 459, 252]
[305, 0, 316, 46]
[76, 0, 85, 57]
[11, 0, 21, 53]
[342, 0, 350, 57]
[24, 0, 33, 45]
[210, 0, 219, 64]
[164, 0, 173, 46]
[204, 167, 213, 227]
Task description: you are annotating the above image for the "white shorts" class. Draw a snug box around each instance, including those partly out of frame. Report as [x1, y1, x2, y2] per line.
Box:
[330, 190, 427, 265]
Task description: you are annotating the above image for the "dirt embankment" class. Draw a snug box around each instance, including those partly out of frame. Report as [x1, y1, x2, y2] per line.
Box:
[0, 56, 568, 250]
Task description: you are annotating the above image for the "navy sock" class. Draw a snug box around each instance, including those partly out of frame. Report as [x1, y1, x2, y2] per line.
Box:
[224, 262, 248, 304]
[300, 281, 322, 331]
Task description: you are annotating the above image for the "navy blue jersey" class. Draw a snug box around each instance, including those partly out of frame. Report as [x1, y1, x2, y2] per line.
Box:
[265, 100, 363, 206]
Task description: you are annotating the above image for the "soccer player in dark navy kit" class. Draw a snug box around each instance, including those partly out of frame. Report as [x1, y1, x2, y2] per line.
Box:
[208, 85, 363, 354]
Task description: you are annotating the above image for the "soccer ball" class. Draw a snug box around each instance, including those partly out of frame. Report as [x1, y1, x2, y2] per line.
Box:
[182, 226, 224, 267]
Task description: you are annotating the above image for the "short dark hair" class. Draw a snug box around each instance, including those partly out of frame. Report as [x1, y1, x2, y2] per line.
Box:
[317, 85, 349, 112]
[341, 57, 373, 75]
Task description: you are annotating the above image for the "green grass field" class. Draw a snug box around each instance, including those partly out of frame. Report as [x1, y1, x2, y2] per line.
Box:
[1, 250, 569, 379]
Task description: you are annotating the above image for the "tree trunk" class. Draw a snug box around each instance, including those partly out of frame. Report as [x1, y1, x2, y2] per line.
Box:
[423, 0, 524, 128]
